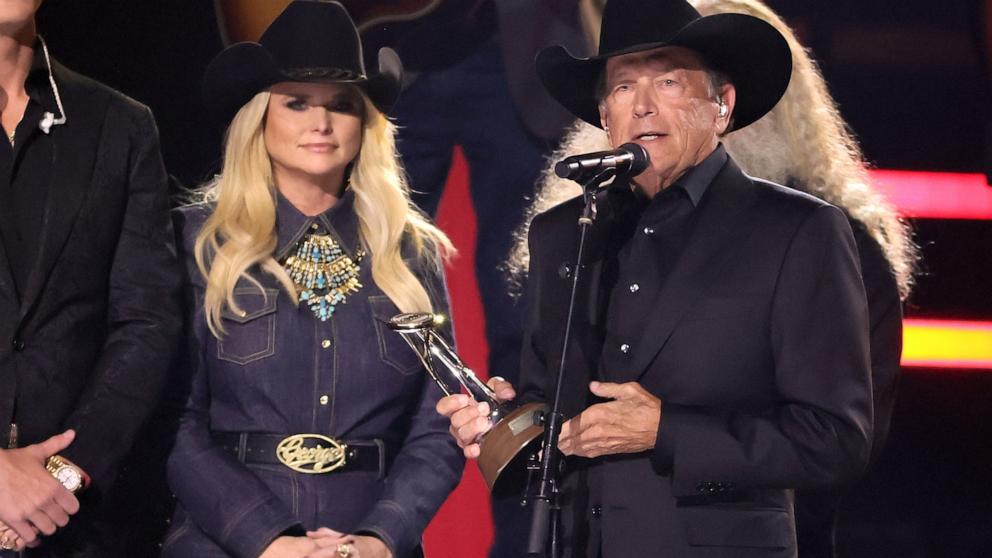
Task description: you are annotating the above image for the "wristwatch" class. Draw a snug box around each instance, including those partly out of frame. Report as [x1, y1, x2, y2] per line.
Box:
[45, 455, 86, 493]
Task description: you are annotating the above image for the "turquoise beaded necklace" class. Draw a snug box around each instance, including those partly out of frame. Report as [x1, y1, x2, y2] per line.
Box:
[282, 225, 365, 321]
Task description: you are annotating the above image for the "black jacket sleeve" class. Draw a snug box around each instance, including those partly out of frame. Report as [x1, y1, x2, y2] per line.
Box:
[60, 104, 182, 490]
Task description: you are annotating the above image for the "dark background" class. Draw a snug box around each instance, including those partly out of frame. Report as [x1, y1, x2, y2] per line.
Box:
[38, 0, 224, 187]
[35, 1, 992, 556]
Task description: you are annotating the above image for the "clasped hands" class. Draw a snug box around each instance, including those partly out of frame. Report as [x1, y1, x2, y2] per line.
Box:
[261, 529, 392, 558]
[436, 378, 662, 459]
[0, 430, 80, 552]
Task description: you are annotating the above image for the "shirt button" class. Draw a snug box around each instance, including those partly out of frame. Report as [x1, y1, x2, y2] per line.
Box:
[310, 223, 319, 231]
[319, 395, 329, 405]
[11, 338, 25, 351]
[321, 339, 332, 349]
[620, 343, 630, 354]
[591, 505, 602, 518]
[643, 227, 655, 235]
[629, 283, 640, 293]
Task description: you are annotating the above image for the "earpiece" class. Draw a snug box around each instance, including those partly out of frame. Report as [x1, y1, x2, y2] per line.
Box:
[39, 112, 56, 134]
[717, 98, 728, 118]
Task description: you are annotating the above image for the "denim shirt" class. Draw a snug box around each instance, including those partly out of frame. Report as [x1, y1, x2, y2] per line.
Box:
[164, 190, 464, 558]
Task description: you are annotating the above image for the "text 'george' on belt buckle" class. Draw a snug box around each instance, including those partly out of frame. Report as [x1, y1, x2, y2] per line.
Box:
[276, 433, 347, 474]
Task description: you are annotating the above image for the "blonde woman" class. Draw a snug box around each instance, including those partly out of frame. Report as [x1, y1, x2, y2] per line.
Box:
[164, 3, 461, 558]
[505, 1, 916, 556]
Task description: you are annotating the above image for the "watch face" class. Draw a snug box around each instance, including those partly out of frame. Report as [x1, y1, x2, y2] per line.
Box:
[56, 467, 82, 492]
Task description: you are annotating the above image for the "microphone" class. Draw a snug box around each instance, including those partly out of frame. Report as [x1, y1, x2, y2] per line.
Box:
[554, 142, 650, 181]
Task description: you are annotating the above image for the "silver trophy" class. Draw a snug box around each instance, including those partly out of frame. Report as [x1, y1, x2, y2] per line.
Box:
[388, 312, 544, 491]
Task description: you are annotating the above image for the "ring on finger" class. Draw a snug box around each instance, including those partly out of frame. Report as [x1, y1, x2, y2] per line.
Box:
[336, 542, 352, 557]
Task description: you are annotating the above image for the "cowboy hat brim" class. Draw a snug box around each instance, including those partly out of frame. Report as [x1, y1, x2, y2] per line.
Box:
[203, 42, 402, 126]
[536, 13, 791, 132]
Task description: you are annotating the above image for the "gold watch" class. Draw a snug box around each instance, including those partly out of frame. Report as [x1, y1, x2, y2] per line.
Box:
[45, 455, 85, 493]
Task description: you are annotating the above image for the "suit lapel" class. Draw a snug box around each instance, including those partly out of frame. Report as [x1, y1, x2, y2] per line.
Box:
[560, 190, 612, 370]
[17, 71, 105, 320]
[551, 184, 654, 402]
[543, 186, 631, 393]
[619, 160, 757, 382]
[581, 185, 649, 328]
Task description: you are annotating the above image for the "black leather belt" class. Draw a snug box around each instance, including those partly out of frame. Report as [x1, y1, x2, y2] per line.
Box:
[212, 432, 388, 477]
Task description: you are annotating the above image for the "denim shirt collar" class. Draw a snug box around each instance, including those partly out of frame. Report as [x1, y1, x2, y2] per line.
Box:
[274, 187, 361, 261]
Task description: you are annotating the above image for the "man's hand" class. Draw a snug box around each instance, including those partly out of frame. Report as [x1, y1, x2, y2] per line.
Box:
[305, 528, 391, 558]
[0, 430, 80, 545]
[558, 381, 662, 458]
[259, 535, 317, 558]
[435, 377, 516, 459]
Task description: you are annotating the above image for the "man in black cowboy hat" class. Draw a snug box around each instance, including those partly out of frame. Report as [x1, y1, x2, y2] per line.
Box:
[438, 0, 873, 556]
[0, 0, 181, 555]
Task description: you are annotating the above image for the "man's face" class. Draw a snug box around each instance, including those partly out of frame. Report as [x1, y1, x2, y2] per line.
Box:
[0, 0, 41, 35]
[599, 46, 734, 197]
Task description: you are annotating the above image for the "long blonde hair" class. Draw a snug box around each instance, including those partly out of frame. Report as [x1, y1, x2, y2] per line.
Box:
[193, 89, 453, 337]
[506, 0, 917, 299]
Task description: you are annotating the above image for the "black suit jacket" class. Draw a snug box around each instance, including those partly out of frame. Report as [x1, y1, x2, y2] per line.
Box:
[0, 60, 181, 555]
[519, 157, 873, 557]
[793, 219, 903, 558]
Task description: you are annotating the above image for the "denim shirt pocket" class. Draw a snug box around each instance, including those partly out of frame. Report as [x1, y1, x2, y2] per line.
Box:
[217, 287, 279, 365]
[368, 295, 425, 376]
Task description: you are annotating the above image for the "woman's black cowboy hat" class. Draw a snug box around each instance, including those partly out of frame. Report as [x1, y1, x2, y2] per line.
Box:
[203, 0, 402, 125]
[536, 0, 792, 132]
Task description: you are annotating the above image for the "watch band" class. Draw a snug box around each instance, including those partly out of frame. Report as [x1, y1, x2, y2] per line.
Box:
[45, 454, 89, 493]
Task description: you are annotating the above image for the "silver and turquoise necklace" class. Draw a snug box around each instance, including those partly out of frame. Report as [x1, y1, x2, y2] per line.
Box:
[283, 226, 365, 321]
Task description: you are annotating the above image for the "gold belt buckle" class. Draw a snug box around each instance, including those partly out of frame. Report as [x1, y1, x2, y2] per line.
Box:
[275, 434, 347, 474]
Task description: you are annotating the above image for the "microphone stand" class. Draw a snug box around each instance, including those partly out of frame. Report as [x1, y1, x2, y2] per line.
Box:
[526, 168, 616, 558]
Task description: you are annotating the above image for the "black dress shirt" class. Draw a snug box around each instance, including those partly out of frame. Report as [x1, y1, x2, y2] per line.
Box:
[602, 145, 727, 365]
[0, 43, 59, 299]
[579, 145, 728, 556]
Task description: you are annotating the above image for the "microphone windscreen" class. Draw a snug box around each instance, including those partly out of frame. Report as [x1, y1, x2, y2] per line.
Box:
[618, 142, 650, 175]
[553, 159, 573, 179]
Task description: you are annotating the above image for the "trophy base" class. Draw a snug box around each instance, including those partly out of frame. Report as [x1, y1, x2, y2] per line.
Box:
[478, 402, 546, 493]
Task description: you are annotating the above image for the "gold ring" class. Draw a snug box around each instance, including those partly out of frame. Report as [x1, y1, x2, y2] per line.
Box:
[0, 535, 14, 551]
[336, 542, 352, 558]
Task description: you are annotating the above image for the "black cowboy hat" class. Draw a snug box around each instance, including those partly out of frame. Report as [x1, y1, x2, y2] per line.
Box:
[536, 0, 791, 132]
[203, 0, 402, 125]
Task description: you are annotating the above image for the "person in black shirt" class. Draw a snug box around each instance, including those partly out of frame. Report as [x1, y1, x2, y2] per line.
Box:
[0, 1, 181, 555]
[511, 1, 918, 555]
[439, 1, 874, 556]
